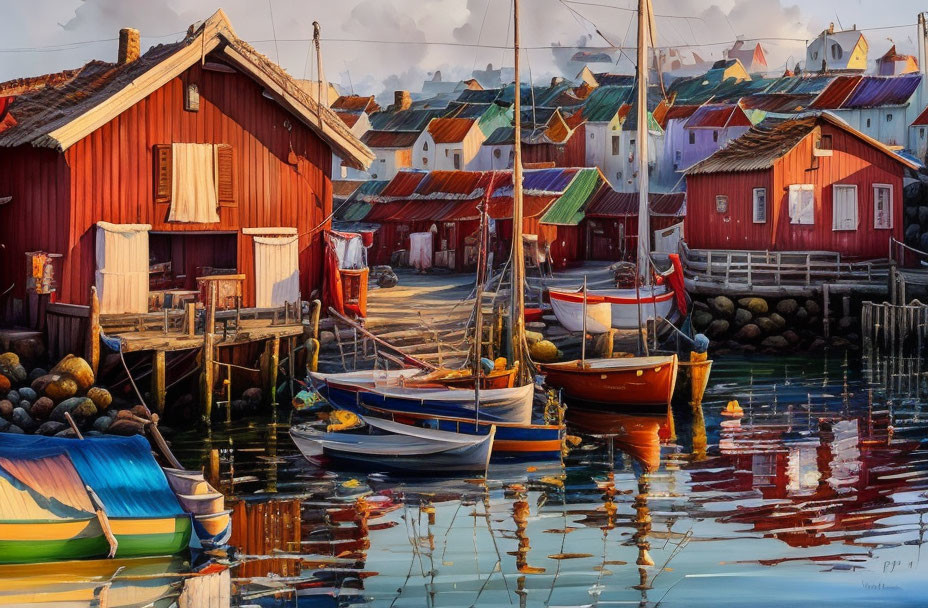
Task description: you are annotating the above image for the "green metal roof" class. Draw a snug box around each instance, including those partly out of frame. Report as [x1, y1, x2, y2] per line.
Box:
[334, 180, 388, 222]
[539, 168, 604, 226]
[581, 85, 633, 123]
[476, 102, 513, 136]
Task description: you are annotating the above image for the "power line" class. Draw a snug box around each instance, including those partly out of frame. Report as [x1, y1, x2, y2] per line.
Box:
[0, 31, 186, 53]
[561, 0, 705, 21]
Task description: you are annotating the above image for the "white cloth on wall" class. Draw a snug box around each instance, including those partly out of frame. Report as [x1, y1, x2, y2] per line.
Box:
[254, 235, 300, 308]
[95, 222, 151, 314]
[409, 232, 433, 271]
[334, 235, 365, 269]
[169, 143, 220, 223]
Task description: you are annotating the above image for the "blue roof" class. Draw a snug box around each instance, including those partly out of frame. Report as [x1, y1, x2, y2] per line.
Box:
[842, 74, 922, 108]
[492, 168, 579, 198]
[0, 434, 186, 519]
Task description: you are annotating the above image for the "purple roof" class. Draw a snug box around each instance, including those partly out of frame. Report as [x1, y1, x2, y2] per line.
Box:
[842, 74, 921, 109]
[492, 168, 579, 197]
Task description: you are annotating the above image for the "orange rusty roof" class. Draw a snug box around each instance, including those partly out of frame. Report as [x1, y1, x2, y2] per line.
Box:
[331, 94, 380, 114]
[335, 110, 362, 128]
[427, 117, 477, 143]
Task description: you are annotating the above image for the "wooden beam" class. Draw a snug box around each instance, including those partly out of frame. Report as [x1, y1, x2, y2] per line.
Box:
[86, 287, 100, 377]
[151, 350, 166, 414]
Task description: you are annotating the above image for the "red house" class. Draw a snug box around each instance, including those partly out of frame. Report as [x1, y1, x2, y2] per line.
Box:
[0, 10, 372, 320]
[684, 113, 918, 259]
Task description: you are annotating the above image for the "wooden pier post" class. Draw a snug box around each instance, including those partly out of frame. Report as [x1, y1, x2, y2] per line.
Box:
[262, 334, 280, 407]
[822, 283, 830, 339]
[185, 302, 196, 337]
[151, 350, 166, 414]
[86, 286, 101, 377]
[200, 282, 217, 424]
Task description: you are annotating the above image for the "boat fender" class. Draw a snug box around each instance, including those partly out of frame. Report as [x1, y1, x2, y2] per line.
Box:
[692, 333, 709, 353]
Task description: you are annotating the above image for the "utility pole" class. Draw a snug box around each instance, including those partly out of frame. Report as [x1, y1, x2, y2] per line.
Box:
[313, 21, 329, 118]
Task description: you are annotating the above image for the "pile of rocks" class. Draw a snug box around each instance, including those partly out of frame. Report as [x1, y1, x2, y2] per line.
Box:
[692, 295, 858, 353]
[0, 352, 155, 437]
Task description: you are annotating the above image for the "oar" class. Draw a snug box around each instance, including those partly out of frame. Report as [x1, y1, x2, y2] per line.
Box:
[86, 485, 118, 558]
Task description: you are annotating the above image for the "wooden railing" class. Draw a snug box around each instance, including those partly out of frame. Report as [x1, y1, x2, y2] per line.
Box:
[681, 242, 891, 289]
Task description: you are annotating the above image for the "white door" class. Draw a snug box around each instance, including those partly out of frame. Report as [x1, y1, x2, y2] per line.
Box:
[653, 222, 684, 254]
[253, 235, 300, 308]
[95, 222, 151, 314]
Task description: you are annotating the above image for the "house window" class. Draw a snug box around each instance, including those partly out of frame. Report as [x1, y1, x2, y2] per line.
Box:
[921, 127, 926, 138]
[832, 184, 858, 231]
[508, 150, 515, 164]
[380, 158, 386, 163]
[819, 134, 833, 150]
[688, 131, 696, 145]
[629, 138, 636, 151]
[866, 118, 871, 128]
[612, 135, 621, 155]
[715, 195, 728, 213]
[874, 184, 893, 229]
[445, 149, 449, 157]
[886, 113, 894, 123]
[184, 83, 200, 112]
[752, 453, 777, 486]
[788, 184, 815, 224]
[423, 142, 429, 151]
[674, 150, 682, 162]
[713, 130, 719, 143]
[752, 188, 766, 223]
[493, 148, 501, 159]
[453, 150, 462, 170]
[831, 43, 843, 61]
[422, 157, 428, 166]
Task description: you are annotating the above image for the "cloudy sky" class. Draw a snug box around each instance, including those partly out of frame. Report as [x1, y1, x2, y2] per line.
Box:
[1, 0, 925, 97]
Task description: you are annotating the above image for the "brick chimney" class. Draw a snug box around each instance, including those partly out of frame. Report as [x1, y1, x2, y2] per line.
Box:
[394, 90, 411, 111]
[118, 28, 140, 65]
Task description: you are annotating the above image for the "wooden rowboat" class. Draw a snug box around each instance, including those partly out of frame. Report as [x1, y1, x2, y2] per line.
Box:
[290, 416, 496, 475]
[162, 467, 232, 548]
[549, 285, 676, 330]
[539, 355, 678, 409]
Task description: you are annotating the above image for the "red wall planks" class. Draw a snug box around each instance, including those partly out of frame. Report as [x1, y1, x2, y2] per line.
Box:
[0, 62, 333, 307]
[685, 122, 904, 259]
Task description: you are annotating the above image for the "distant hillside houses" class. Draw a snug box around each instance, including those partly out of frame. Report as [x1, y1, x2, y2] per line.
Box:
[328, 26, 928, 193]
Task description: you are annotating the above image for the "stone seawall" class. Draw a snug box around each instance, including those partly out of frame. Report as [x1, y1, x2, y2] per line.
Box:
[692, 295, 859, 354]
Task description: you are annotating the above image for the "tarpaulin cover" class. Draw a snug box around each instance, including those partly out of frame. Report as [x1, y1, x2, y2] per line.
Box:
[0, 453, 95, 520]
[0, 434, 185, 519]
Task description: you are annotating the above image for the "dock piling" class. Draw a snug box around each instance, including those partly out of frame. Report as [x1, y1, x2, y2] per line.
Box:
[151, 350, 166, 414]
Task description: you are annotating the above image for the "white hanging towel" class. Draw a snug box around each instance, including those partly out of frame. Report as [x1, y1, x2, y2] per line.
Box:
[254, 235, 300, 308]
[169, 143, 220, 223]
[95, 222, 151, 314]
[408, 232, 433, 271]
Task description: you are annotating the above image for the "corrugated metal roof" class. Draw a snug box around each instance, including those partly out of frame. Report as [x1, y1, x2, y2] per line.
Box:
[361, 130, 420, 149]
[332, 180, 366, 198]
[334, 180, 388, 221]
[809, 75, 863, 109]
[335, 110, 362, 128]
[539, 168, 604, 225]
[683, 104, 751, 129]
[585, 188, 685, 218]
[582, 86, 634, 122]
[842, 73, 922, 108]
[487, 194, 556, 219]
[415, 170, 486, 196]
[686, 113, 921, 175]
[379, 170, 429, 198]
[490, 167, 579, 198]
[368, 108, 444, 131]
[427, 117, 477, 143]
[456, 88, 502, 104]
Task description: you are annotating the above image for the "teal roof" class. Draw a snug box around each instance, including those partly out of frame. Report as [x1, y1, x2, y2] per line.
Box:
[582, 85, 633, 122]
[334, 180, 388, 222]
[539, 168, 604, 226]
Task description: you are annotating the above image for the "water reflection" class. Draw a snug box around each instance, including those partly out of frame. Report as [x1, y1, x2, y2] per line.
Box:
[6, 354, 928, 606]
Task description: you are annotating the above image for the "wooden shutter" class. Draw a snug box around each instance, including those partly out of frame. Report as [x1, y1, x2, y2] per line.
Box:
[153, 144, 172, 202]
[216, 144, 235, 206]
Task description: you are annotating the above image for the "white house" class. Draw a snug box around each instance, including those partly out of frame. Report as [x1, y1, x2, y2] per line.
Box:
[805, 25, 868, 72]
[412, 117, 485, 171]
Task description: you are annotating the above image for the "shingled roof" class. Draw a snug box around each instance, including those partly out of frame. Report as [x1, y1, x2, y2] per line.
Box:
[0, 10, 373, 169]
[686, 113, 919, 175]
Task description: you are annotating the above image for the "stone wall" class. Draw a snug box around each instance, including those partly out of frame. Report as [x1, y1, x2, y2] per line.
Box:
[692, 294, 859, 354]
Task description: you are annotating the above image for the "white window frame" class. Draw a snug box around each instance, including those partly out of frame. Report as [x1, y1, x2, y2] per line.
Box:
[788, 184, 815, 225]
[831, 184, 858, 231]
[752, 187, 766, 223]
[715, 195, 728, 213]
[873, 183, 894, 229]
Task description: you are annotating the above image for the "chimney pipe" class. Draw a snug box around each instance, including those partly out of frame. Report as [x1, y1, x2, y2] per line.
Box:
[118, 28, 140, 65]
[394, 90, 411, 111]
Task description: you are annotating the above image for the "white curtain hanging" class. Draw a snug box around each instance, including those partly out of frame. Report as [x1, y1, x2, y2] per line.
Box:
[169, 143, 220, 223]
[95, 222, 151, 314]
[409, 232, 433, 271]
[254, 235, 300, 308]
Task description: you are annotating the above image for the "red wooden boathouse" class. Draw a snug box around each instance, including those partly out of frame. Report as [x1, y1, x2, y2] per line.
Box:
[684, 113, 917, 258]
[0, 10, 372, 321]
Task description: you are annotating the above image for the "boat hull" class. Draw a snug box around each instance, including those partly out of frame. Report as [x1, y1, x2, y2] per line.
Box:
[110, 516, 192, 558]
[540, 355, 678, 408]
[548, 290, 613, 333]
[549, 286, 676, 330]
[0, 519, 109, 564]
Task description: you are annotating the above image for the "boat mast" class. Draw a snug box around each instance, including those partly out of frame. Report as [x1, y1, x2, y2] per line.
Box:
[635, 0, 652, 286]
[509, 0, 529, 385]
[581, 275, 587, 367]
[474, 183, 492, 424]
